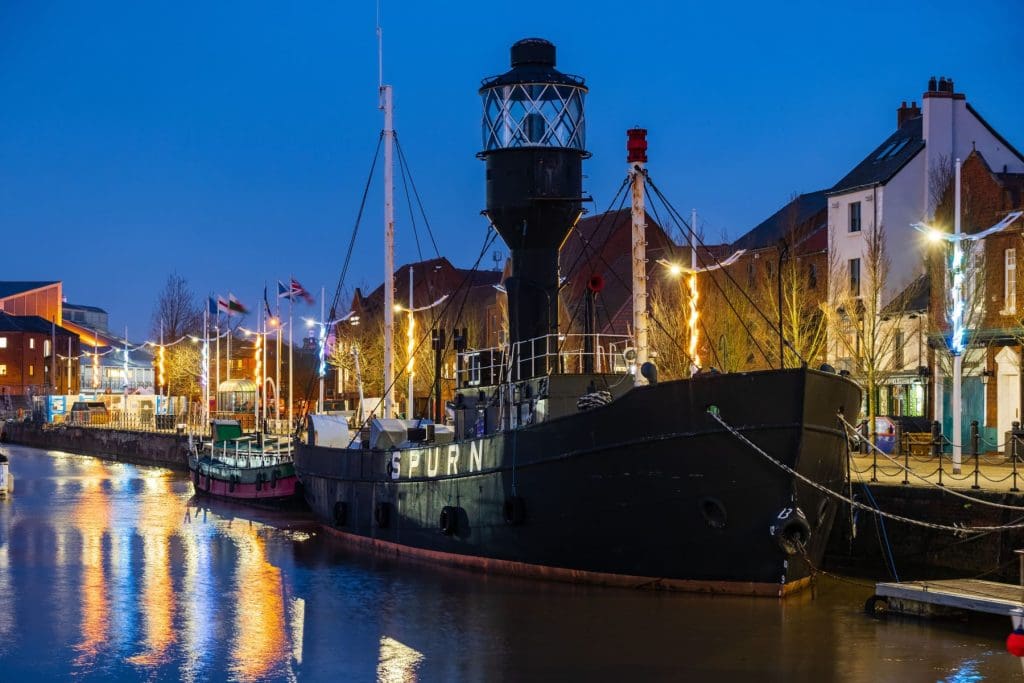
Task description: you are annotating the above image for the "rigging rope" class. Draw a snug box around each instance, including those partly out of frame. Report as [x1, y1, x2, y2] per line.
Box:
[642, 183, 773, 369]
[645, 176, 806, 367]
[395, 134, 441, 260]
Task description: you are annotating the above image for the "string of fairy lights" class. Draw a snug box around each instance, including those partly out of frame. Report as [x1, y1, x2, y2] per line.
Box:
[55, 326, 234, 393]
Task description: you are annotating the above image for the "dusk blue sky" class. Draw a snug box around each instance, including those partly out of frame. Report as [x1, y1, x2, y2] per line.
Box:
[2, 1, 1022, 340]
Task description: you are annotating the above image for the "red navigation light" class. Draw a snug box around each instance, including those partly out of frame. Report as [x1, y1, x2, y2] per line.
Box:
[626, 128, 647, 163]
[587, 273, 605, 293]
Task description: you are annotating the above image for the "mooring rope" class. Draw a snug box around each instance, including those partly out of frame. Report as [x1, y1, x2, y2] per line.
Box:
[708, 409, 1024, 534]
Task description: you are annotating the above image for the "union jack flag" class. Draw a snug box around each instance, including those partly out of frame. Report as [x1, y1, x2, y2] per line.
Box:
[278, 278, 314, 304]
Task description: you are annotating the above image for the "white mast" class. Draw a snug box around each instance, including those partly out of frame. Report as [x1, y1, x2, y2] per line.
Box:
[380, 13, 395, 419]
[628, 128, 648, 386]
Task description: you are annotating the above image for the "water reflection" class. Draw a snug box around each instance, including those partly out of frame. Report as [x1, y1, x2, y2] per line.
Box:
[1, 444, 1023, 682]
[126, 473, 176, 667]
[220, 517, 291, 681]
[377, 636, 424, 682]
[72, 459, 109, 667]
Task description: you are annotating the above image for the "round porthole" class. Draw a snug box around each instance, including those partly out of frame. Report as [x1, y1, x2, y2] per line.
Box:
[699, 497, 727, 529]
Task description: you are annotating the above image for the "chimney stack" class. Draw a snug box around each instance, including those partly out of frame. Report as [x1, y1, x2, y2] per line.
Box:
[897, 100, 921, 128]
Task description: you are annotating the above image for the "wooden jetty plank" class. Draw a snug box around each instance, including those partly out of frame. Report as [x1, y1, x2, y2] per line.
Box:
[877, 579, 1024, 617]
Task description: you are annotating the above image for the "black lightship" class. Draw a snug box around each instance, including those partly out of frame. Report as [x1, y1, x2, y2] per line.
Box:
[295, 39, 860, 596]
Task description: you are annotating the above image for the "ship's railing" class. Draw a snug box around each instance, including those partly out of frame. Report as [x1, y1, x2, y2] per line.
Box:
[209, 436, 294, 466]
[458, 333, 632, 386]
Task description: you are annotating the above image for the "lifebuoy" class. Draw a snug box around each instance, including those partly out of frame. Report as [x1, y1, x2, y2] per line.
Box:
[374, 502, 391, 528]
[333, 501, 348, 526]
[503, 496, 526, 525]
[439, 506, 458, 536]
[771, 507, 811, 555]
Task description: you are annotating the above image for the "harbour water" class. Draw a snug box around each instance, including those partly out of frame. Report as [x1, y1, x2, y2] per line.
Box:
[0, 443, 1019, 682]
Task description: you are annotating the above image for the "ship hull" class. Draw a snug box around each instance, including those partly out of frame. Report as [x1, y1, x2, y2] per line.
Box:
[189, 454, 300, 504]
[295, 368, 860, 596]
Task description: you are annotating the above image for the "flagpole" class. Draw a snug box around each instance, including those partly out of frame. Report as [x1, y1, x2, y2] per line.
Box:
[319, 286, 325, 412]
[275, 289, 281, 424]
[262, 305, 268, 428]
[226, 295, 232, 382]
[254, 304, 261, 432]
[203, 305, 210, 426]
[215, 308, 220, 415]
[288, 275, 294, 430]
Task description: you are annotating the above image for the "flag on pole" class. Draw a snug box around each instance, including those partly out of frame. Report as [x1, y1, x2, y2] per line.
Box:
[279, 278, 315, 304]
[263, 286, 274, 322]
[213, 295, 230, 315]
[228, 293, 248, 315]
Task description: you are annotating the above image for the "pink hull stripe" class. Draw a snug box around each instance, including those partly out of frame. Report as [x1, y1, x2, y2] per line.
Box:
[192, 473, 299, 501]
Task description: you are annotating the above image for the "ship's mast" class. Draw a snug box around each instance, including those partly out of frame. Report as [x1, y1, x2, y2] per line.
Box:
[627, 128, 648, 386]
[379, 16, 395, 419]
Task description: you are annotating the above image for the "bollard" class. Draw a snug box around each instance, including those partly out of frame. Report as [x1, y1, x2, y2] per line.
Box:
[1013, 428, 1021, 493]
[971, 420, 981, 490]
[871, 431, 878, 483]
[902, 437, 910, 486]
[933, 420, 944, 487]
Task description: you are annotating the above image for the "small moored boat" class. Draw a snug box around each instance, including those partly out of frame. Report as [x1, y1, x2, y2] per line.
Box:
[188, 419, 299, 504]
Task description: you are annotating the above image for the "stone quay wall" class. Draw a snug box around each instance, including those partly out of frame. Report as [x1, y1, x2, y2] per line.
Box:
[825, 483, 1024, 584]
[1, 420, 190, 471]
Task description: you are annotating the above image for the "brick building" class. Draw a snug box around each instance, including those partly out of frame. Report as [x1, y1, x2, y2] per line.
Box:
[0, 311, 80, 400]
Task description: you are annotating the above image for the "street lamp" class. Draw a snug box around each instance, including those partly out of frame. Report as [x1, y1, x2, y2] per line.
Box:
[655, 249, 746, 374]
[303, 310, 356, 413]
[394, 293, 449, 418]
[913, 157, 1022, 473]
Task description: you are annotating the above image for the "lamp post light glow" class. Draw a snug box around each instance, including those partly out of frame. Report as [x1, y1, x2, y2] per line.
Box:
[687, 272, 700, 369]
[912, 158, 1022, 473]
[655, 250, 745, 374]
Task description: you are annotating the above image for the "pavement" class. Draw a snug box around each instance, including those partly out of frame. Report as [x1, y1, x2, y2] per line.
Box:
[849, 450, 1024, 494]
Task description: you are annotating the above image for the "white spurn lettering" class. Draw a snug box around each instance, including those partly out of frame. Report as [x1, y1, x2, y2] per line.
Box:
[470, 440, 483, 473]
[397, 438, 490, 479]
